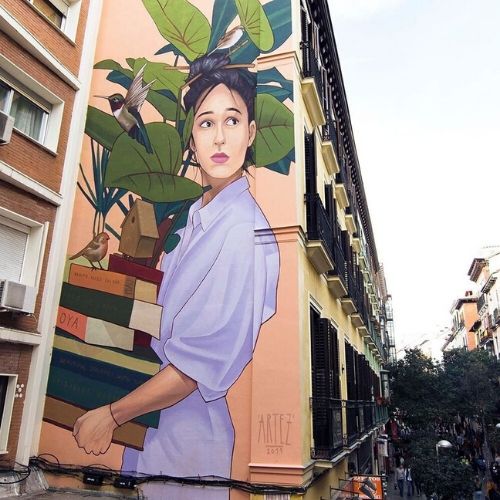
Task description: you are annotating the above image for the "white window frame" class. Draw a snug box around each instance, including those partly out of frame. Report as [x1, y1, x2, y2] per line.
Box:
[0, 374, 18, 454]
[0, 55, 64, 153]
[27, 0, 81, 41]
[0, 208, 48, 290]
[0, 78, 50, 144]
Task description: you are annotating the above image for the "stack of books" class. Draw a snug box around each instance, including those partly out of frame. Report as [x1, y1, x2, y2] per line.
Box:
[44, 255, 164, 450]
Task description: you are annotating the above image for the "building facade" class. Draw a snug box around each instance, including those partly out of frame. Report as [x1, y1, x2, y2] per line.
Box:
[1, 0, 391, 498]
[0, 0, 102, 476]
[444, 292, 479, 352]
[467, 248, 500, 358]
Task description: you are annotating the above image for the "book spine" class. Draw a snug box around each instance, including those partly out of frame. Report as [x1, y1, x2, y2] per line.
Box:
[60, 283, 133, 328]
[69, 264, 136, 298]
[43, 396, 147, 450]
[53, 333, 160, 376]
[51, 348, 152, 391]
[56, 306, 87, 341]
[47, 365, 159, 428]
[108, 253, 163, 285]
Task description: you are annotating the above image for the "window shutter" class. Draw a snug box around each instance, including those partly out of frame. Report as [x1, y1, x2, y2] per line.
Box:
[0, 221, 28, 282]
[304, 132, 316, 195]
[330, 324, 341, 399]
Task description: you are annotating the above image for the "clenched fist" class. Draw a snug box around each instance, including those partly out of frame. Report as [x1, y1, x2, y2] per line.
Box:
[73, 404, 118, 455]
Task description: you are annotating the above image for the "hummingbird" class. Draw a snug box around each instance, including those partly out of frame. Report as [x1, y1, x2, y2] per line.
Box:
[95, 65, 154, 154]
[69, 232, 110, 270]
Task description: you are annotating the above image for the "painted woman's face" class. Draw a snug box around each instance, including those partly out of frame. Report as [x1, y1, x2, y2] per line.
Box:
[191, 84, 256, 182]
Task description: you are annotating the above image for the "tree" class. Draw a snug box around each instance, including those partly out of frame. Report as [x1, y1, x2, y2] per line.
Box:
[388, 349, 444, 429]
[409, 432, 474, 499]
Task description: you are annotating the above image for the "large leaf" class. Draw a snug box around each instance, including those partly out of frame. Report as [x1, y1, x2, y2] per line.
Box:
[257, 84, 291, 102]
[85, 107, 123, 150]
[182, 108, 194, 149]
[155, 43, 185, 57]
[235, 0, 273, 51]
[104, 123, 202, 202]
[258, 67, 293, 95]
[254, 94, 294, 167]
[232, 0, 291, 61]
[208, 0, 238, 52]
[265, 149, 294, 175]
[94, 59, 179, 120]
[143, 0, 211, 62]
[129, 58, 187, 96]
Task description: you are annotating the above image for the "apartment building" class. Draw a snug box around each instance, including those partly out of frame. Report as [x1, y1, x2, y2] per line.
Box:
[3, 0, 393, 498]
[0, 0, 100, 476]
[444, 292, 479, 352]
[467, 248, 500, 358]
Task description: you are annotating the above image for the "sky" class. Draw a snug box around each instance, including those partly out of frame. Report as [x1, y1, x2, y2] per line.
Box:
[328, 0, 500, 349]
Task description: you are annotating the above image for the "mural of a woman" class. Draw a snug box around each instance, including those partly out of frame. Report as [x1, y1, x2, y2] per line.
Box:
[73, 54, 279, 499]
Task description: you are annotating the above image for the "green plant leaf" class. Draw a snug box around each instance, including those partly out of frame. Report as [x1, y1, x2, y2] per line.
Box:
[254, 94, 294, 167]
[231, 0, 292, 61]
[265, 149, 294, 175]
[104, 122, 202, 202]
[164, 233, 181, 253]
[182, 108, 194, 149]
[208, 0, 238, 52]
[129, 58, 187, 96]
[85, 107, 123, 150]
[142, 0, 211, 61]
[235, 0, 273, 52]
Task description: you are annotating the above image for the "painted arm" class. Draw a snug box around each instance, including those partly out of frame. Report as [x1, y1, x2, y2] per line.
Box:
[73, 364, 196, 455]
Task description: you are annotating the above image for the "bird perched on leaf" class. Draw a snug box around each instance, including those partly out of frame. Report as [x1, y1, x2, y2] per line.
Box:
[95, 65, 154, 153]
[209, 25, 245, 54]
[69, 232, 110, 269]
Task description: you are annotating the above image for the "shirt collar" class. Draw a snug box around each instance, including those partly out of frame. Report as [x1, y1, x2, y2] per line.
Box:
[190, 176, 249, 231]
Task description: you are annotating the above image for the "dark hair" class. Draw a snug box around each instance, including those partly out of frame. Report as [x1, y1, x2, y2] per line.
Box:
[184, 53, 256, 168]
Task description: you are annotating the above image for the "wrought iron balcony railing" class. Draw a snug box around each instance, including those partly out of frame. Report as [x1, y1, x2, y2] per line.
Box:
[301, 41, 323, 99]
[311, 397, 343, 460]
[305, 193, 334, 266]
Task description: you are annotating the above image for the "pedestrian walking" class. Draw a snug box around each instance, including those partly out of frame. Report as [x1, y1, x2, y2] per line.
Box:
[474, 475, 484, 500]
[406, 465, 414, 497]
[395, 463, 406, 497]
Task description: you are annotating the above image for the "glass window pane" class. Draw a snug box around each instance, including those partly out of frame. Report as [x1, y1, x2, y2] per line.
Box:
[32, 0, 65, 28]
[10, 91, 47, 142]
[0, 82, 10, 112]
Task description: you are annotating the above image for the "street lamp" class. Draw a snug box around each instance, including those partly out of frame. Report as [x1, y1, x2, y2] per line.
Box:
[435, 439, 453, 458]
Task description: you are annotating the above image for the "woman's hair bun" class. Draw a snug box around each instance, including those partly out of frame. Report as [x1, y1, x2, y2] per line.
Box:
[187, 53, 230, 81]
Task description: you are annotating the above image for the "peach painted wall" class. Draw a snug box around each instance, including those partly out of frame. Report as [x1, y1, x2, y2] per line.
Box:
[40, 0, 299, 497]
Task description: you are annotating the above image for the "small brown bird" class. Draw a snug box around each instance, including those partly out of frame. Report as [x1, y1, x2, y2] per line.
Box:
[69, 232, 110, 269]
[209, 26, 245, 55]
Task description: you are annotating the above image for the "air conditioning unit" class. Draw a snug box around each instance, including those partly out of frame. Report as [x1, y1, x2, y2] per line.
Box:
[0, 279, 36, 314]
[0, 110, 15, 145]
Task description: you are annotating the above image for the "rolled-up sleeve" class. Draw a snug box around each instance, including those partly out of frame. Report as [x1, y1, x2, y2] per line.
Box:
[164, 223, 274, 402]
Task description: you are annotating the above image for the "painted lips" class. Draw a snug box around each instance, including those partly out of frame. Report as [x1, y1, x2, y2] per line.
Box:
[211, 153, 229, 164]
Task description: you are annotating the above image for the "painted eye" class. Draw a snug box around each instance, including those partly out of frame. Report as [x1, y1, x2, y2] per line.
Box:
[226, 117, 239, 126]
[200, 120, 213, 128]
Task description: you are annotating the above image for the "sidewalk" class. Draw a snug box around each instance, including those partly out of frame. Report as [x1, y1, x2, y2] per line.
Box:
[385, 474, 426, 500]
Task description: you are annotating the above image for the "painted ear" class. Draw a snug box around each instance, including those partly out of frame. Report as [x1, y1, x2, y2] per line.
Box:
[248, 120, 256, 147]
[189, 138, 196, 153]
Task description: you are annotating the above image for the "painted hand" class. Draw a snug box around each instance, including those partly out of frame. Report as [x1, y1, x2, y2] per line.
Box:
[73, 405, 118, 455]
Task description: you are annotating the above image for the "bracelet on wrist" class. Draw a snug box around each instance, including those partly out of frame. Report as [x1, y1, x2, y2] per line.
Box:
[109, 403, 120, 427]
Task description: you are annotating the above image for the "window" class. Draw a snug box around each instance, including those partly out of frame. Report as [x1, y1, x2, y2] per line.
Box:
[0, 210, 48, 289]
[28, 0, 82, 40]
[0, 374, 17, 453]
[32, 0, 67, 29]
[0, 56, 64, 152]
[310, 308, 342, 457]
[0, 79, 49, 143]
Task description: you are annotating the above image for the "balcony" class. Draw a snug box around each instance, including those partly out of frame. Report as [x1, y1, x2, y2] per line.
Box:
[344, 206, 356, 234]
[352, 233, 361, 253]
[311, 397, 343, 460]
[321, 113, 340, 176]
[326, 237, 347, 298]
[477, 293, 487, 314]
[334, 167, 349, 210]
[305, 193, 334, 274]
[301, 41, 325, 129]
